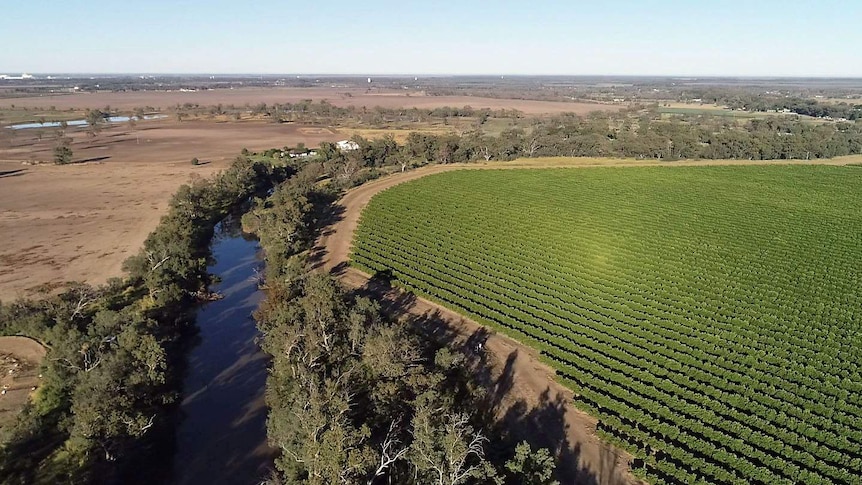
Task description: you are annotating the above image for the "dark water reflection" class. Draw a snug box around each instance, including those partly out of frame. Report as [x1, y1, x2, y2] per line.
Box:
[170, 219, 275, 484]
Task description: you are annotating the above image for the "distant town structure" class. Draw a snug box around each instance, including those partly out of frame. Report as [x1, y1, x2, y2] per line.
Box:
[0, 73, 33, 80]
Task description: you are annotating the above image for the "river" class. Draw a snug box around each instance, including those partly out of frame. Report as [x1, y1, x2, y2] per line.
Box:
[5, 114, 166, 130]
[170, 217, 275, 484]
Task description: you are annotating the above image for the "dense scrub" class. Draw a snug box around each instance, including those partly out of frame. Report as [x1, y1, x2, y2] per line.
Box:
[0, 156, 288, 483]
[393, 116, 862, 162]
[249, 168, 560, 484]
[352, 166, 862, 484]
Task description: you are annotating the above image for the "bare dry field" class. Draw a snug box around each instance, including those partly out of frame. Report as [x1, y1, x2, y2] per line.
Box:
[0, 90, 616, 300]
[1, 119, 343, 165]
[0, 158, 230, 301]
[0, 87, 619, 116]
[0, 118, 349, 301]
[0, 336, 46, 441]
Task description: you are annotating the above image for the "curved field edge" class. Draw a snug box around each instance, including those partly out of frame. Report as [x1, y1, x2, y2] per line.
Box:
[352, 167, 862, 482]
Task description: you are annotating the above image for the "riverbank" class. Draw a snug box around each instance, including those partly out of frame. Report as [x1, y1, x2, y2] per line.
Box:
[0, 155, 288, 483]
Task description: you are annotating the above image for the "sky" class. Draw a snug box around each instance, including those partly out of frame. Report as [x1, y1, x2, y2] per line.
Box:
[2, 0, 860, 77]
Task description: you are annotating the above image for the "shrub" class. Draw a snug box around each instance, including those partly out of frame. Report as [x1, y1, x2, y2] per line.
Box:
[53, 144, 73, 165]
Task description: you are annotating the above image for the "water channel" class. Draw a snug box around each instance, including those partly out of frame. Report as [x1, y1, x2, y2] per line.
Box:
[170, 217, 275, 484]
[5, 114, 166, 130]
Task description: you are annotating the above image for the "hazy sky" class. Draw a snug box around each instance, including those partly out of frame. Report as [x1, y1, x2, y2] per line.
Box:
[3, 0, 860, 76]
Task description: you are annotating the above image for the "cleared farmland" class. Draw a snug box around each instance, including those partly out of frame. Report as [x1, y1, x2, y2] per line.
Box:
[351, 166, 862, 484]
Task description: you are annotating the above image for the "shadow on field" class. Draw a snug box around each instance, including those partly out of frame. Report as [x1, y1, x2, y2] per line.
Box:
[0, 169, 26, 178]
[351, 271, 613, 485]
[75, 156, 112, 164]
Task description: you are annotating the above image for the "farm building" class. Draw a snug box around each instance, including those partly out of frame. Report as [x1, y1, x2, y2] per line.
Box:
[336, 140, 360, 151]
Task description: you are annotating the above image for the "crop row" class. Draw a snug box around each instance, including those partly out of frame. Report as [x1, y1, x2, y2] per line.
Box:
[351, 167, 862, 484]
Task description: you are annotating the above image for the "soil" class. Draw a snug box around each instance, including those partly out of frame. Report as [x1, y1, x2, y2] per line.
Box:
[0, 336, 46, 441]
[0, 87, 619, 116]
[0, 157, 225, 301]
[0, 120, 344, 301]
[0, 119, 343, 166]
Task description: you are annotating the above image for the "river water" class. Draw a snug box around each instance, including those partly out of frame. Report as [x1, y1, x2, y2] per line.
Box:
[170, 218, 276, 484]
[5, 114, 166, 130]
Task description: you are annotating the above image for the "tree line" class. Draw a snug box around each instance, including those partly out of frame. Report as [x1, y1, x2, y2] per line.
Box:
[0, 156, 288, 483]
[245, 166, 560, 484]
[670, 90, 862, 120]
[170, 100, 522, 126]
[290, 114, 862, 190]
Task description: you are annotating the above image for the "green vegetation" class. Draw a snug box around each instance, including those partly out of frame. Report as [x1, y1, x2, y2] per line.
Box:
[352, 166, 862, 484]
[198, 101, 862, 162]
[166, 100, 522, 126]
[0, 156, 288, 483]
[249, 167, 559, 484]
[764, 98, 861, 119]
[305, 117, 862, 182]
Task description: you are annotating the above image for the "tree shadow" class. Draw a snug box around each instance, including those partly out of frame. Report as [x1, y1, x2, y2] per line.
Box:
[327, 260, 350, 276]
[494, 389, 594, 485]
[82, 137, 132, 148]
[74, 156, 111, 164]
[352, 269, 417, 313]
[307, 199, 346, 272]
[350, 275, 617, 485]
[0, 424, 68, 484]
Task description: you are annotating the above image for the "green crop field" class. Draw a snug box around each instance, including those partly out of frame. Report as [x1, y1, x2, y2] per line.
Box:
[351, 166, 862, 484]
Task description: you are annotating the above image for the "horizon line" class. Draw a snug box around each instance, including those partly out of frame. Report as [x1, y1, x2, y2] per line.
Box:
[3, 72, 862, 80]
